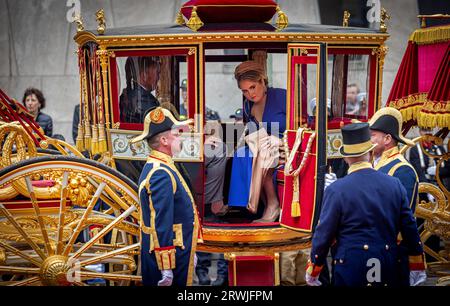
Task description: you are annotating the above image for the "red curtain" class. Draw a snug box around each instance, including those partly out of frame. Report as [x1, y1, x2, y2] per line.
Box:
[418, 42, 449, 92]
[418, 42, 450, 128]
[386, 41, 425, 123]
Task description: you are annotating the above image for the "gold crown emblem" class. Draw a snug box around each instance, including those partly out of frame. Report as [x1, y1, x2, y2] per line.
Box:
[150, 108, 165, 124]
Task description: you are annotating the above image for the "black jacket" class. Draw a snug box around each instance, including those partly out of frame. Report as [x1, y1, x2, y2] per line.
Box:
[119, 84, 160, 123]
[36, 111, 53, 137]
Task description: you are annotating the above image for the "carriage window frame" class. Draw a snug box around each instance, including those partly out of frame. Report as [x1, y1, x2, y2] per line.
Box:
[110, 47, 200, 132]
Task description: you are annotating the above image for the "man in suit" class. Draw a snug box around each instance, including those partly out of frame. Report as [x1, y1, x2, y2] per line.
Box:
[130, 106, 201, 286]
[306, 123, 426, 286]
[120, 56, 161, 123]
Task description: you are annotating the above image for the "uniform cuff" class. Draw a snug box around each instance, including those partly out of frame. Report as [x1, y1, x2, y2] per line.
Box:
[409, 253, 426, 271]
[306, 260, 323, 277]
[154, 246, 176, 270]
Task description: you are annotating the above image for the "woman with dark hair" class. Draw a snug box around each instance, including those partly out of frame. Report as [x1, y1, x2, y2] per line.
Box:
[227, 61, 286, 222]
[22, 87, 53, 136]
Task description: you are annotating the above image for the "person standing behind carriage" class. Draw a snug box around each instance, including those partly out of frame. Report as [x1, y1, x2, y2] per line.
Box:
[130, 106, 201, 286]
[22, 87, 53, 137]
[306, 123, 426, 287]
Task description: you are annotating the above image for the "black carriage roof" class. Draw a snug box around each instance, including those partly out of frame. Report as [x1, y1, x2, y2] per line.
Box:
[84, 22, 384, 37]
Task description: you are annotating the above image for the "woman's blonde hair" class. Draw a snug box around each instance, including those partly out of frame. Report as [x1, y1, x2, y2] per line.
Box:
[234, 61, 268, 87]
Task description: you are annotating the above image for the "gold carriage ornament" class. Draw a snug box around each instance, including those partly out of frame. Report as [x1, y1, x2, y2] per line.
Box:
[0, 0, 395, 286]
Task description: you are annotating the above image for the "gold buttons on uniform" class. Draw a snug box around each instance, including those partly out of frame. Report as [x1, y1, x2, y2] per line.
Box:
[363, 244, 369, 250]
[339, 259, 344, 264]
[385, 245, 389, 250]
[367, 283, 372, 286]
[315, 254, 318, 258]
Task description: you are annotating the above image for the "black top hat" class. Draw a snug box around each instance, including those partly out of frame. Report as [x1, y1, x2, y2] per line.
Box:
[369, 107, 414, 146]
[129, 106, 193, 144]
[340, 122, 377, 157]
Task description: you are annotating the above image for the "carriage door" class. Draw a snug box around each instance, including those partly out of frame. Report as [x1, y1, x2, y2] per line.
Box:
[280, 43, 327, 232]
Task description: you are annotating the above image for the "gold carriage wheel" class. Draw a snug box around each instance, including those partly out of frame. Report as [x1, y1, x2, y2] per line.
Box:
[0, 156, 142, 286]
[416, 182, 449, 265]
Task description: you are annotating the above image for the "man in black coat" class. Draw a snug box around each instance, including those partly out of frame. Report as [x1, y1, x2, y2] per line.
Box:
[120, 56, 161, 123]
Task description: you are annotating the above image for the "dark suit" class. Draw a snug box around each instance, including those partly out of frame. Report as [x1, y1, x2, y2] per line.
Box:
[120, 83, 160, 123]
[36, 111, 53, 137]
[311, 163, 423, 286]
[139, 150, 200, 286]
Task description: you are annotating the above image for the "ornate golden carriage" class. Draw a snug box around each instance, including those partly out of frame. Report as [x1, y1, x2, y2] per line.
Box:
[0, 2, 397, 286]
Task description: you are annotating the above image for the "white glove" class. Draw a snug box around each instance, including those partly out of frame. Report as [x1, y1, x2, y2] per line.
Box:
[409, 270, 427, 286]
[427, 193, 435, 203]
[158, 269, 173, 286]
[305, 272, 322, 286]
[324, 172, 337, 190]
[427, 165, 436, 176]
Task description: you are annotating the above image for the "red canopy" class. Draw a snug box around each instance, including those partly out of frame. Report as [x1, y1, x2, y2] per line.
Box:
[386, 24, 450, 128]
[418, 42, 450, 128]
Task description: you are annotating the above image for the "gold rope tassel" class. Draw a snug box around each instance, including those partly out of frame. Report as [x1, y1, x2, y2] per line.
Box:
[91, 124, 99, 155]
[83, 120, 92, 152]
[75, 123, 85, 151]
[275, 6, 289, 30]
[187, 6, 203, 31]
[175, 11, 185, 25]
[97, 124, 108, 154]
[291, 176, 301, 217]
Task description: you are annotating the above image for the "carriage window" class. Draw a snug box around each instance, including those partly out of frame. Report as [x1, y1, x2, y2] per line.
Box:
[328, 53, 370, 120]
[115, 54, 190, 125]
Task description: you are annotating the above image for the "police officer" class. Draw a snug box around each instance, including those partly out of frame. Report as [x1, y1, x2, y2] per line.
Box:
[305, 123, 426, 287]
[130, 106, 201, 286]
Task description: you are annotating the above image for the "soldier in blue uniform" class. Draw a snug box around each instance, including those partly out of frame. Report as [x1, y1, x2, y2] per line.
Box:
[130, 106, 201, 286]
[305, 123, 426, 287]
[369, 107, 421, 286]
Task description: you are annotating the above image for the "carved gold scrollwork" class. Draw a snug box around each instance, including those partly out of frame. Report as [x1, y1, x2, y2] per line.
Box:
[343, 10, 350, 27]
[73, 14, 84, 32]
[380, 7, 391, 33]
[95, 9, 106, 35]
[299, 48, 309, 56]
[372, 45, 389, 108]
[188, 48, 196, 56]
[0, 247, 6, 265]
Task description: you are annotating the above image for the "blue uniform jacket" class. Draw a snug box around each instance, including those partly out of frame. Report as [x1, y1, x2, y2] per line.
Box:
[311, 162, 423, 286]
[375, 146, 420, 285]
[138, 150, 200, 286]
[375, 146, 419, 212]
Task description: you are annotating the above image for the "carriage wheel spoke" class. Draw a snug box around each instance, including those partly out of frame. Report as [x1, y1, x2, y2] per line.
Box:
[0, 241, 42, 267]
[56, 171, 69, 254]
[69, 206, 137, 261]
[24, 176, 53, 255]
[0, 266, 40, 274]
[0, 203, 46, 260]
[62, 182, 106, 256]
[79, 271, 141, 282]
[79, 243, 140, 267]
[7, 276, 41, 286]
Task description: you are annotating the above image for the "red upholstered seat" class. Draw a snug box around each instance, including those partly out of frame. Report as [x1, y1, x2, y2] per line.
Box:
[181, 0, 277, 23]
